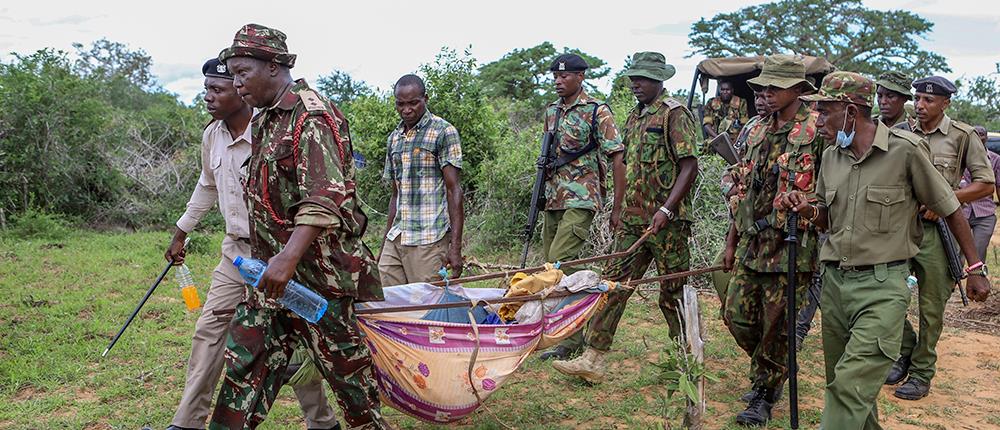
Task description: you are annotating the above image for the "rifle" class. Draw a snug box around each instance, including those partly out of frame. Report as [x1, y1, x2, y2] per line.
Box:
[784, 172, 800, 429]
[102, 237, 189, 357]
[520, 108, 562, 268]
[935, 218, 969, 306]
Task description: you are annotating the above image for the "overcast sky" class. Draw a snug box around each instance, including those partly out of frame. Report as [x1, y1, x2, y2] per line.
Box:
[1, 0, 998, 104]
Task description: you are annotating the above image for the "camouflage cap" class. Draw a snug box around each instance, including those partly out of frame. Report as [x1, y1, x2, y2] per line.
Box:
[218, 23, 296, 68]
[875, 71, 912, 98]
[623, 51, 676, 82]
[747, 55, 815, 91]
[800, 71, 874, 107]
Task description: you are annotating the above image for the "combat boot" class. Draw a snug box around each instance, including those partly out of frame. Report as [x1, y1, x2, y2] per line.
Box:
[894, 377, 930, 400]
[884, 355, 910, 385]
[551, 347, 607, 383]
[735, 387, 774, 426]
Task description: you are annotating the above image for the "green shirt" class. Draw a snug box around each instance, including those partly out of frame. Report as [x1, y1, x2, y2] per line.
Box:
[622, 91, 699, 224]
[543, 91, 624, 211]
[816, 123, 960, 266]
[913, 114, 996, 188]
[731, 103, 825, 273]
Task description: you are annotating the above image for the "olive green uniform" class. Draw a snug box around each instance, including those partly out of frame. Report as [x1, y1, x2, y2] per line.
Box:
[901, 114, 995, 384]
[815, 123, 960, 429]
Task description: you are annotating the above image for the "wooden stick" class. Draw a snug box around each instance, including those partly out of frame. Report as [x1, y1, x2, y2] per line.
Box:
[356, 264, 721, 316]
[427, 230, 655, 287]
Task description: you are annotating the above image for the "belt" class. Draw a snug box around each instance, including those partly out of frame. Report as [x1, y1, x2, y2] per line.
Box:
[829, 260, 907, 272]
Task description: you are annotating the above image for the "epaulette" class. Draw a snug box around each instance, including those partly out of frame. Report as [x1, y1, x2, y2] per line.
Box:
[295, 89, 327, 114]
[887, 127, 924, 146]
[950, 118, 977, 136]
[662, 97, 683, 110]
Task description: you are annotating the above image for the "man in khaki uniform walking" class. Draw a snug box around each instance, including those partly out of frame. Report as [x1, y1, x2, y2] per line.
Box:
[778, 71, 990, 430]
[886, 76, 996, 400]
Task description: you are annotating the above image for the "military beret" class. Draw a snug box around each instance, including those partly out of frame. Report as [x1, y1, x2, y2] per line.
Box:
[913, 76, 957, 97]
[550, 53, 588, 72]
[202, 58, 232, 80]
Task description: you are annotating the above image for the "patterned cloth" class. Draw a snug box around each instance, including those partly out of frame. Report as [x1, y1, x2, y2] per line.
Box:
[543, 91, 624, 211]
[622, 90, 699, 224]
[961, 149, 1000, 218]
[383, 110, 462, 246]
[243, 79, 382, 303]
[730, 102, 825, 273]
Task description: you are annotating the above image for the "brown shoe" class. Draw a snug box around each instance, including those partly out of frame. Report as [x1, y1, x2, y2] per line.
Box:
[551, 348, 606, 383]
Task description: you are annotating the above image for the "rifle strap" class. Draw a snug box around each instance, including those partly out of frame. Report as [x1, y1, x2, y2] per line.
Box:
[552, 102, 604, 169]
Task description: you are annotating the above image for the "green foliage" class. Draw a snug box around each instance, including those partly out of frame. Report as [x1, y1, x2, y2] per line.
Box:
[688, 0, 950, 78]
[4, 208, 73, 241]
[342, 93, 399, 212]
[952, 64, 1000, 130]
[421, 48, 507, 188]
[478, 42, 610, 112]
[316, 70, 373, 106]
[0, 49, 125, 217]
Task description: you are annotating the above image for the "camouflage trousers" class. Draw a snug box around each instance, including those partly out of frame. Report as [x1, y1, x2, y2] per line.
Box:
[586, 221, 691, 351]
[209, 295, 384, 430]
[723, 263, 810, 390]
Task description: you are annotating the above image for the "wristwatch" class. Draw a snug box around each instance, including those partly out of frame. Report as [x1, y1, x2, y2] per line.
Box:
[965, 262, 989, 277]
[658, 206, 676, 221]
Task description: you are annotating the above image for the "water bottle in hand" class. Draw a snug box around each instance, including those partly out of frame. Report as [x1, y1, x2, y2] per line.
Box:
[175, 264, 202, 311]
[233, 256, 328, 323]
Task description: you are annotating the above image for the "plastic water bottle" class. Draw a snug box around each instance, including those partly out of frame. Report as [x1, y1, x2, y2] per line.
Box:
[175, 264, 202, 311]
[906, 275, 918, 291]
[232, 256, 328, 323]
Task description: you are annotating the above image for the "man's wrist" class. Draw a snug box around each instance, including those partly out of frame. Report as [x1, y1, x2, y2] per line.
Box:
[658, 206, 676, 221]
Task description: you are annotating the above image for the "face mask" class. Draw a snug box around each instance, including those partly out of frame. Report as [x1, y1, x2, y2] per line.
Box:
[836, 107, 856, 148]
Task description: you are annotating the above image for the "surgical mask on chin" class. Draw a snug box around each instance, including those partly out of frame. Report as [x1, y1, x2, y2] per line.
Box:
[836, 108, 856, 148]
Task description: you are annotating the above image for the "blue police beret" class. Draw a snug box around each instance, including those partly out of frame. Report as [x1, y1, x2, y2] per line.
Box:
[202, 58, 233, 80]
[912, 76, 956, 97]
[549, 53, 589, 72]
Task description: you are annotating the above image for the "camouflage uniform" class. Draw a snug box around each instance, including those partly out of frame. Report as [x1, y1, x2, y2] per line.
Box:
[210, 24, 384, 430]
[586, 90, 699, 347]
[703, 95, 750, 147]
[725, 98, 824, 392]
[541, 90, 623, 352]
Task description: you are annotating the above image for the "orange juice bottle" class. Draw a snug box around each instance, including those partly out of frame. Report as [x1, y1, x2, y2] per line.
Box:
[175, 264, 202, 311]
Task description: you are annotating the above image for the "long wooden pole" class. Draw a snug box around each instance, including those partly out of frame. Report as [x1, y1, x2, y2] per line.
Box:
[356, 265, 722, 316]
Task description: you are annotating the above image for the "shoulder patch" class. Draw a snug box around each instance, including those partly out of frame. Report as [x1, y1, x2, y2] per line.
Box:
[661, 97, 683, 110]
[295, 89, 326, 113]
[788, 110, 819, 146]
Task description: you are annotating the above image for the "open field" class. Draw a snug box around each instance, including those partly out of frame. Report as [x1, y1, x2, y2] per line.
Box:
[1, 230, 998, 429]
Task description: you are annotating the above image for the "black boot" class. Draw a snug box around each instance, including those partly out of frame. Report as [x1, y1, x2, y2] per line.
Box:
[308, 424, 342, 430]
[741, 382, 783, 403]
[894, 377, 930, 400]
[884, 356, 911, 385]
[735, 387, 774, 426]
[538, 345, 574, 361]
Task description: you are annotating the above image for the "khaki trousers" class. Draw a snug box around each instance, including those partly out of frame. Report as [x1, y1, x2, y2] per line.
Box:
[378, 234, 450, 287]
[171, 236, 338, 429]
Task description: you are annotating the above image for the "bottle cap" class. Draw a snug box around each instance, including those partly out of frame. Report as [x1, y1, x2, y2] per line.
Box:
[233, 256, 244, 266]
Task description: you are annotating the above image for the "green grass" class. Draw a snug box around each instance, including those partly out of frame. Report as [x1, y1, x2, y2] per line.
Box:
[0, 230, 991, 429]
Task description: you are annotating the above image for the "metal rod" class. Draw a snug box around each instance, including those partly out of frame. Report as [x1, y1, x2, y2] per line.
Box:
[102, 259, 174, 357]
[429, 230, 654, 287]
[357, 265, 721, 316]
[785, 180, 800, 429]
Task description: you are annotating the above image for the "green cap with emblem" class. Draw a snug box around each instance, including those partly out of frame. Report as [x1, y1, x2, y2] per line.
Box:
[875, 71, 912, 99]
[800, 71, 874, 107]
[747, 54, 815, 91]
[623, 51, 676, 82]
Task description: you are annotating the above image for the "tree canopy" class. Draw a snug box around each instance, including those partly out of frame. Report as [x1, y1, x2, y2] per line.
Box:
[688, 0, 950, 77]
[478, 42, 610, 110]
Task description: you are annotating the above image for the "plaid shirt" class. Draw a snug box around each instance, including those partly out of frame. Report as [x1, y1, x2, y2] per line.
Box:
[383, 111, 462, 245]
